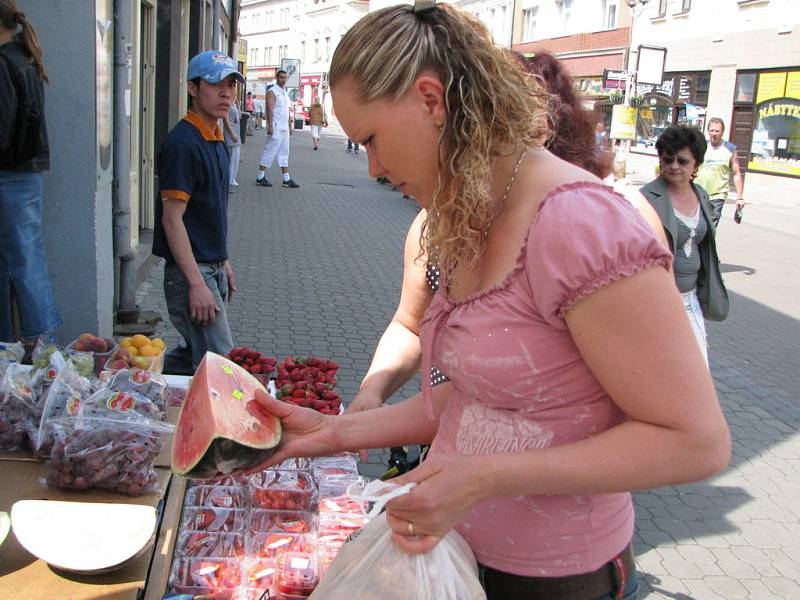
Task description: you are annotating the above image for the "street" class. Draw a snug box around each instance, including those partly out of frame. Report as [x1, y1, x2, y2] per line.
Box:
[137, 126, 800, 599]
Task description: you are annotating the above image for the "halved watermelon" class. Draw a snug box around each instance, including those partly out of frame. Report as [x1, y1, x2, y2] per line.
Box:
[172, 352, 282, 478]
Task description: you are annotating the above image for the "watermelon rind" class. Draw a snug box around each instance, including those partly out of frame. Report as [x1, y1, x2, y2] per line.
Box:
[0, 511, 9, 546]
[171, 352, 282, 479]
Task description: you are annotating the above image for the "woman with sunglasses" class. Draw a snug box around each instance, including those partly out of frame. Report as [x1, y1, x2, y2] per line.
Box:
[640, 126, 729, 363]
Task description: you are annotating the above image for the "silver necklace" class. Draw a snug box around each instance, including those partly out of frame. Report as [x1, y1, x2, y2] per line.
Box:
[482, 148, 530, 238]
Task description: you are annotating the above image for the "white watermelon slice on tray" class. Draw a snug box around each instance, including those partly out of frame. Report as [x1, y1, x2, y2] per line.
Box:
[10, 500, 156, 573]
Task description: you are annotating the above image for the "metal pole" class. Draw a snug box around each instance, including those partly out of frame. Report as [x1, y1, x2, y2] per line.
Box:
[229, 0, 241, 59]
[212, 0, 220, 50]
[113, 0, 139, 322]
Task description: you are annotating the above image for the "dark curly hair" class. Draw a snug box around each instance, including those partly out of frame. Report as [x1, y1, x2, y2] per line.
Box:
[655, 126, 707, 165]
[520, 52, 611, 179]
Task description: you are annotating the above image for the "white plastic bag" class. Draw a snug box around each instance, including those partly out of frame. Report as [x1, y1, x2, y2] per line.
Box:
[309, 480, 486, 600]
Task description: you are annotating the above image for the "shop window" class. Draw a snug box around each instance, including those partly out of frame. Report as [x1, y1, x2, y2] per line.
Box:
[680, 0, 692, 11]
[748, 71, 800, 177]
[735, 73, 757, 103]
[657, 0, 667, 17]
[635, 96, 673, 153]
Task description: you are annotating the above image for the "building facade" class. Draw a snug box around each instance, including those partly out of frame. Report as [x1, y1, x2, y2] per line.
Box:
[512, 0, 634, 127]
[455, 0, 515, 48]
[239, 0, 367, 120]
[23, 0, 234, 343]
[629, 0, 800, 202]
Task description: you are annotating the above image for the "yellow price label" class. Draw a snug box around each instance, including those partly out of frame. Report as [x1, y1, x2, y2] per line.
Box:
[222, 365, 233, 375]
[232, 389, 244, 401]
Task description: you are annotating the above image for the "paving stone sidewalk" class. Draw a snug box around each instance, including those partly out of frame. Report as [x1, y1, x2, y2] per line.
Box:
[137, 127, 800, 599]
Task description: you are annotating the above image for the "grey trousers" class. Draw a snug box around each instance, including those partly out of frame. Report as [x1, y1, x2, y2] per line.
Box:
[163, 261, 235, 373]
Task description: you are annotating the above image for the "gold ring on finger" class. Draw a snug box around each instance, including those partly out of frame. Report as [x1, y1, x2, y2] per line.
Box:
[407, 520, 416, 536]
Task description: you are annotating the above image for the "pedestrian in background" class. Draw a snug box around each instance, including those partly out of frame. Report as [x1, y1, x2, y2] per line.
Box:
[255, 69, 300, 189]
[308, 96, 327, 150]
[346, 139, 360, 154]
[254, 95, 264, 130]
[152, 50, 242, 374]
[0, 1, 62, 349]
[251, 5, 730, 599]
[244, 90, 255, 136]
[641, 125, 729, 363]
[694, 117, 745, 226]
[224, 96, 241, 188]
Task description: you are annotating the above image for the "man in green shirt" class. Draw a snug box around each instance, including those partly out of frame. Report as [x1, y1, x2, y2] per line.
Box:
[694, 118, 744, 227]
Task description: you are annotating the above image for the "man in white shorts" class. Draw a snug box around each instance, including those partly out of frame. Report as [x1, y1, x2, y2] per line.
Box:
[255, 70, 300, 189]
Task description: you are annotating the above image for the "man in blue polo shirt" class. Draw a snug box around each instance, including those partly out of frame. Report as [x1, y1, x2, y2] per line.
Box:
[152, 50, 243, 373]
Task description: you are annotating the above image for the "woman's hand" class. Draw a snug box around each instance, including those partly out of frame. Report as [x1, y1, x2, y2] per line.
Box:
[382, 453, 492, 554]
[246, 388, 339, 471]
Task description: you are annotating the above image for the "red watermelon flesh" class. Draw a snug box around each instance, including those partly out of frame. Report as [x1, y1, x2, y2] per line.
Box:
[172, 352, 282, 479]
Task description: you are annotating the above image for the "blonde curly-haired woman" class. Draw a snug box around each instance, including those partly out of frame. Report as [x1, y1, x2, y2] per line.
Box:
[251, 4, 730, 598]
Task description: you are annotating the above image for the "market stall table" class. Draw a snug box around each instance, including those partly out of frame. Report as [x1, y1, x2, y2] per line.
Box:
[0, 459, 174, 599]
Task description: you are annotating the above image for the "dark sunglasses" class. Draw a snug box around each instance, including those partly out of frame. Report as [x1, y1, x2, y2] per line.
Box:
[660, 155, 692, 166]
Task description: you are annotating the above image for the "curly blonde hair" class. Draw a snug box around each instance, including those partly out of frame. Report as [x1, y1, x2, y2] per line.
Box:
[330, 4, 551, 277]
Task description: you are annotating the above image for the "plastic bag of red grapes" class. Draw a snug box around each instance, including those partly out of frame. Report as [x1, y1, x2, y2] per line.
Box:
[78, 387, 165, 424]
[0, 362, 39, 451]
[45, 415, 173, 496]
[34, 357, 94, 456]
[102, 368, 168, 412]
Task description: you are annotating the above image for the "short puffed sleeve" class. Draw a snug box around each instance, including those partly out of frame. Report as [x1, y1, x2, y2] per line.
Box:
[526, 182, 672, 329]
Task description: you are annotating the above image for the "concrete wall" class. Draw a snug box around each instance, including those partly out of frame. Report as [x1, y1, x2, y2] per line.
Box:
[25, 0, 115, 343]
[628, 0, 800, 205]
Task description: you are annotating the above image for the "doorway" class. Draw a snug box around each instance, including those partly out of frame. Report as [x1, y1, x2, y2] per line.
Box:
[731, 105, 754, 176]
[140, 0, 156, 229]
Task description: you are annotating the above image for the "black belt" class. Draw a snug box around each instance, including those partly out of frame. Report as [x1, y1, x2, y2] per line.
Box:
[479, 543, 635, 600]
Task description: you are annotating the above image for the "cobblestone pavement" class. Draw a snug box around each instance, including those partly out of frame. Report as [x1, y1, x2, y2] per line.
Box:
[137, 127, 800, 599]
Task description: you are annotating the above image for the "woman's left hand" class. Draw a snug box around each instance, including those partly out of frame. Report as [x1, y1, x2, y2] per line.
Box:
[383, 453, 492, 554]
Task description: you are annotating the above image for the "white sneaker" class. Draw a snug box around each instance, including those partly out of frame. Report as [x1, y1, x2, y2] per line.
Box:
[230, 181, 239, 187]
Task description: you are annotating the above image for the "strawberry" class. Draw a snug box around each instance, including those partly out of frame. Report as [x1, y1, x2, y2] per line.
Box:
[322, 391, 339, 402]
[305, 390, 319, 401]
[314, 382, 327, 394]
[250, 364, 262, 374]
[307, 356, 320, 367]
[291, 389, 305, 399]
[284, 357, 296, 369]
[294, 380, 309, 390]
[280, 384, 294, 395]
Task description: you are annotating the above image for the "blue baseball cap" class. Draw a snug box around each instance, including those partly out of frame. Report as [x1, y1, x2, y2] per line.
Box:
[187, 51, 245, 84]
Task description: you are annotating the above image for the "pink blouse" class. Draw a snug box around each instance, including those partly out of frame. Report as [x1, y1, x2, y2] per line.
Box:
[420, 182, 672, 577]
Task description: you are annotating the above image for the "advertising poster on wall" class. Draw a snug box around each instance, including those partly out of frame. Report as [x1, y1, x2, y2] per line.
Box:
[281, 58, 301, 88]
[748, 70, 800, 177]
[610, 105, 637, 140]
